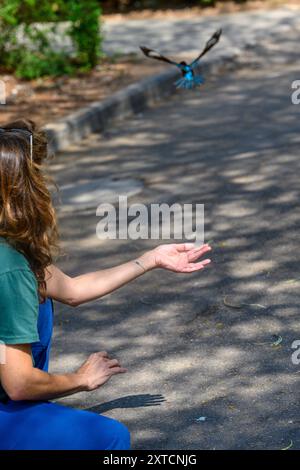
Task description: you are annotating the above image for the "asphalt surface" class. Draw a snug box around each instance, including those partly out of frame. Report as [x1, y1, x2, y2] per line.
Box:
[103, 6, 300, 56]
[48, 37, 300, 449]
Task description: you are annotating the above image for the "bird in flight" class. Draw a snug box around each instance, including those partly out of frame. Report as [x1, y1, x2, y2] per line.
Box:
[140, 29, 222, 90]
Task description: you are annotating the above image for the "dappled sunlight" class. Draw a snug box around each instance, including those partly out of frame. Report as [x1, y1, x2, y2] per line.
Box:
[48, 52, 300, 448]
[103, 7, 300, 57]
[230, 318, 285, 339]
[229, 260, 275, 278]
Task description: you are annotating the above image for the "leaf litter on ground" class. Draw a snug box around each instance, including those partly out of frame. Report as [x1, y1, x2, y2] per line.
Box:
[281, 440, 293, 450]
[223, 295, 267, 310]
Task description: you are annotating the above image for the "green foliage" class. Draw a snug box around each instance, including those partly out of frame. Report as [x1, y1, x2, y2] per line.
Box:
[8, 49, 74, 80]
[0, 0, 101, 79]
[68, 0, 101, 70]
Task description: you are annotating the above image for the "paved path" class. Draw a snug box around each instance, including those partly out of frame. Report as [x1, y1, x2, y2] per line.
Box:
[103, 6, 300, 58]
[48, 31, 300, 449]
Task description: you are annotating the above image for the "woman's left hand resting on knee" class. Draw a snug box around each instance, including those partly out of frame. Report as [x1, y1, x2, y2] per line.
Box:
[0, 243, 211, 402]
[45, 243, 212, 307]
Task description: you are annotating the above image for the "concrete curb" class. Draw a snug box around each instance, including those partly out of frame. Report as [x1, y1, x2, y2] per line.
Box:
[44, 51, 238, 154]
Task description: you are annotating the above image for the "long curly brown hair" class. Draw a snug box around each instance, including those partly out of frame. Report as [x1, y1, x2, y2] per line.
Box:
[0, 119, 59, 302]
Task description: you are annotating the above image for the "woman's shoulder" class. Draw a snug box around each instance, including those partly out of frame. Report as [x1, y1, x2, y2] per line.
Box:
[0, 237, 31, 276]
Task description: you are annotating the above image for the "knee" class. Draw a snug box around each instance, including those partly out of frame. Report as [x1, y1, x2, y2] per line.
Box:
[110, 420, 131, 450]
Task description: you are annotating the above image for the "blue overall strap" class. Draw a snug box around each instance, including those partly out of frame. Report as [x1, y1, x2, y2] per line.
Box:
[31, 298, 54, 372]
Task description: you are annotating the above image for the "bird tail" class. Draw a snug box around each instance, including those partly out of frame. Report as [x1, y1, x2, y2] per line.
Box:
[174, 76, 205, 90]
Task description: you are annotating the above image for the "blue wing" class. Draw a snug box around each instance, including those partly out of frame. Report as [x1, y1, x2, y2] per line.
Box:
[190, 29, 222, 69]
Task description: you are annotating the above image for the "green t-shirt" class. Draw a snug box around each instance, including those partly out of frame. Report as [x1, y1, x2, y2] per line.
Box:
[0, 237, 39, 401]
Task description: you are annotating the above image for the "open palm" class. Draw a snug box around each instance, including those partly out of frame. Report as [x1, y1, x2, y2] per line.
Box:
[152, 243, 211, 273]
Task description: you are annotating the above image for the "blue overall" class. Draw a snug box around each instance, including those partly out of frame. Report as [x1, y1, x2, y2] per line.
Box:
[0, 299, 130, 450]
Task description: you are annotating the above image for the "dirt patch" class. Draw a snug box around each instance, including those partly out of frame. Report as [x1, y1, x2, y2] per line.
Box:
[0, 57, 166, 127]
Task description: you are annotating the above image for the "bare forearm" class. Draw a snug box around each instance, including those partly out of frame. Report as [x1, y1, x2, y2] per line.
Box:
[2, 347, 126, 403]
[71, 252, 156, 306]
[10, 369, 84, 402]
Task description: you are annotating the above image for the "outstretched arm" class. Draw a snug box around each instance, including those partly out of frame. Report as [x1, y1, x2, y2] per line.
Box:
[46, 243, 211, 307]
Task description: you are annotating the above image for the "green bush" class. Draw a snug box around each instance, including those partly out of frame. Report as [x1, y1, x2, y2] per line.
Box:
[0, 0, 102, 79]
[68, 1, 101, 69]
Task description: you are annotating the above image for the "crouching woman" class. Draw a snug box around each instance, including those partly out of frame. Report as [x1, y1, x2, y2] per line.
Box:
[0, 120, 211, 450]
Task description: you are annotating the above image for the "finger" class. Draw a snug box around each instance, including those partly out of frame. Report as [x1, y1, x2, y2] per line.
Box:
[88, 351, 109, 362]
[188, 249, 211, 263]
[96, 351, 110, 359]
[194, 258, 211, 267]
[107, 359, 120, 368]
[188, 244, 211, 253]
[188, 245, 212, 261]
[181, 259, 211, 272]
[175, 243, 195, 252]
[193, 243, 210, 248]
[109, 367, 128, 375]
[198, 244, 211, 251]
